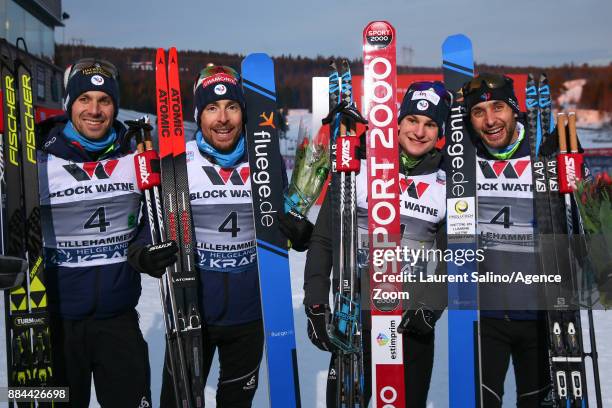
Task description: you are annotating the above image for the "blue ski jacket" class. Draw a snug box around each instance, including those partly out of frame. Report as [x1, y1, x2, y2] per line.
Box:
[37, 115, 149, 320]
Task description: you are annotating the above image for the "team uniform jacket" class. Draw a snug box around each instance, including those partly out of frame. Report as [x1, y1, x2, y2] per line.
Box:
[475, 123, 542, 320]
[37, 115, 147, 320]
[185, 140, 287, 326]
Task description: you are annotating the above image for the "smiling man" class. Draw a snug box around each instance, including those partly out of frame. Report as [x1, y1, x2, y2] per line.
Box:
[463, 73, 551, 407]
[34, 59, 178, 407]
[303, 81, 451, 407]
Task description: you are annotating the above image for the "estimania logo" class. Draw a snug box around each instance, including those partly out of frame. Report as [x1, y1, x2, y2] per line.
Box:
[376, 333, 389, 346]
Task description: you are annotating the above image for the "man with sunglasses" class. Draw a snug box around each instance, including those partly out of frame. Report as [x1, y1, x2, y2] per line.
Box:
[152, 65, 311, 408]
[463, 73, 550, 407]
[36, 59, 175, 407]
[303, 81, 450, 407]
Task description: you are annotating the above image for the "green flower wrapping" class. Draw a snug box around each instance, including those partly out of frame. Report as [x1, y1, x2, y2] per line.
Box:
[574, 171, 612, 306]
[285, 122, 330, 216]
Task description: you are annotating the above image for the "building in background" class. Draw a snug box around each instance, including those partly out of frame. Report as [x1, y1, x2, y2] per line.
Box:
[0, 0, 65, 114]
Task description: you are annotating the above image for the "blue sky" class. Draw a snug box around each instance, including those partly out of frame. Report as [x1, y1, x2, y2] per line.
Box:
[58, 0, 611, 67]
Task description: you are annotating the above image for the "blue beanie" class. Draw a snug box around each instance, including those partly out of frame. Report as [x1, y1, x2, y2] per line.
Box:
[63, 61, 120, 118]
[193, 66, 246, 125]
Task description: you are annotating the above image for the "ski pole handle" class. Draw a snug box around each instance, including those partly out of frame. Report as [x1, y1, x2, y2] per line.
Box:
[568, 112, 579, 153]
[557, 112, 568, 153]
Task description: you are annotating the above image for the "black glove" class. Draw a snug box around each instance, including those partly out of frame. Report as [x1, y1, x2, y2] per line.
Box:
[398, 303, 440, 336]
[0, 256, 27, 290]
[306, 304, 333, 352]
[278, 210, 313, 252]
[138, 241, 178, 278]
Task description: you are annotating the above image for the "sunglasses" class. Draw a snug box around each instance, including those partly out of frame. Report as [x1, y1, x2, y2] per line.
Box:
[194, 65, 240, 90]
[64, 58, 119, 88]
[463, 73, 513, 95]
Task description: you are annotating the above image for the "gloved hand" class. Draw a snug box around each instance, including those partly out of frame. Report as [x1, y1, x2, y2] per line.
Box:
[138, 240, 178, 278]
[0, 256, 27, 289]
[278, 210, 313, 252]
[398, 303, 440, 336]
[306, 304, 333, 352]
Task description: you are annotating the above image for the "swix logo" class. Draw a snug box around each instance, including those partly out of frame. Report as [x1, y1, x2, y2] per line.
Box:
[563, 156, 576, 185]
[340, 138, 351, 168]
[202, 166, 249, 185]
[479, 160, 529, 179]
[259, 112, 275, 128]
[399, 177, 429, 199]
[137, 155, 151, 185]
[480, 92, 492, 101]
[63, 160, 119, 181]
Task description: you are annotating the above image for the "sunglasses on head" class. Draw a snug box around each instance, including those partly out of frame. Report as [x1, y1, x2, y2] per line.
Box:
[463, 73, 513, 95]
[64, 58, 119, 88]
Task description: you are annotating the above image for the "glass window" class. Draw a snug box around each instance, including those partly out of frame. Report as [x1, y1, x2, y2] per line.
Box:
[50, 71, 59, 102]
[0, 0, 7, 39]
[24, 10, 42, 57]
[7, 0, 25, 45]
[36, 64, 45, 100]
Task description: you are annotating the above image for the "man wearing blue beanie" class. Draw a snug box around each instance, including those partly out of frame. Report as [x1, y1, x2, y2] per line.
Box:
[303, 81, 451, 407]
[158, 65, 311, 407]
[35, 58, 176, 407]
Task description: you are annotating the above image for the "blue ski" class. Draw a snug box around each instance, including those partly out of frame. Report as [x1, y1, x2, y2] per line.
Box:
[442, 34, 481, 407]
[241, 53, 301, 408]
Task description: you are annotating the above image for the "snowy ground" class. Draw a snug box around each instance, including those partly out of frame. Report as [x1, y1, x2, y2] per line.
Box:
[1, 205, 611, 407]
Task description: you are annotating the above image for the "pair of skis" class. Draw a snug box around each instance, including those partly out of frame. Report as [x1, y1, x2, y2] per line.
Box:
[325, 59, 366, 406]
[153, 48, 204, 408]
[528, 73, 602, 407]
[1, 39, 54, 407]
[150, 50, 301, 407]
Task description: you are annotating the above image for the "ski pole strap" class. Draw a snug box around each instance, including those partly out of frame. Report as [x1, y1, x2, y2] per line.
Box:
[134, 150, 161, 190]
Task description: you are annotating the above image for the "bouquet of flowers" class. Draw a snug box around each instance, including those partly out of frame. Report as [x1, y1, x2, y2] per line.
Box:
[284, 119, 330, 216]
[574, 171, 612, 305]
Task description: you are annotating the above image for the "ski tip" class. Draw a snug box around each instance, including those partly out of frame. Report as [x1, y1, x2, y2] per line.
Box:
[441, 34, 474, 74]
[156, 49, 165, 65]
[362, 21, 395, 50]
[442, 33, 472, 50]
[362, 20, 395, 36]
[241, 53, 275, 92]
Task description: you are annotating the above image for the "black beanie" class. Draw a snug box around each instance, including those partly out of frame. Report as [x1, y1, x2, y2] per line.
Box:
[63, 62, 120, 118]
[398, 81, 451, 138]
[463, 73, 520, 114]
[193, 66, 246, 125]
